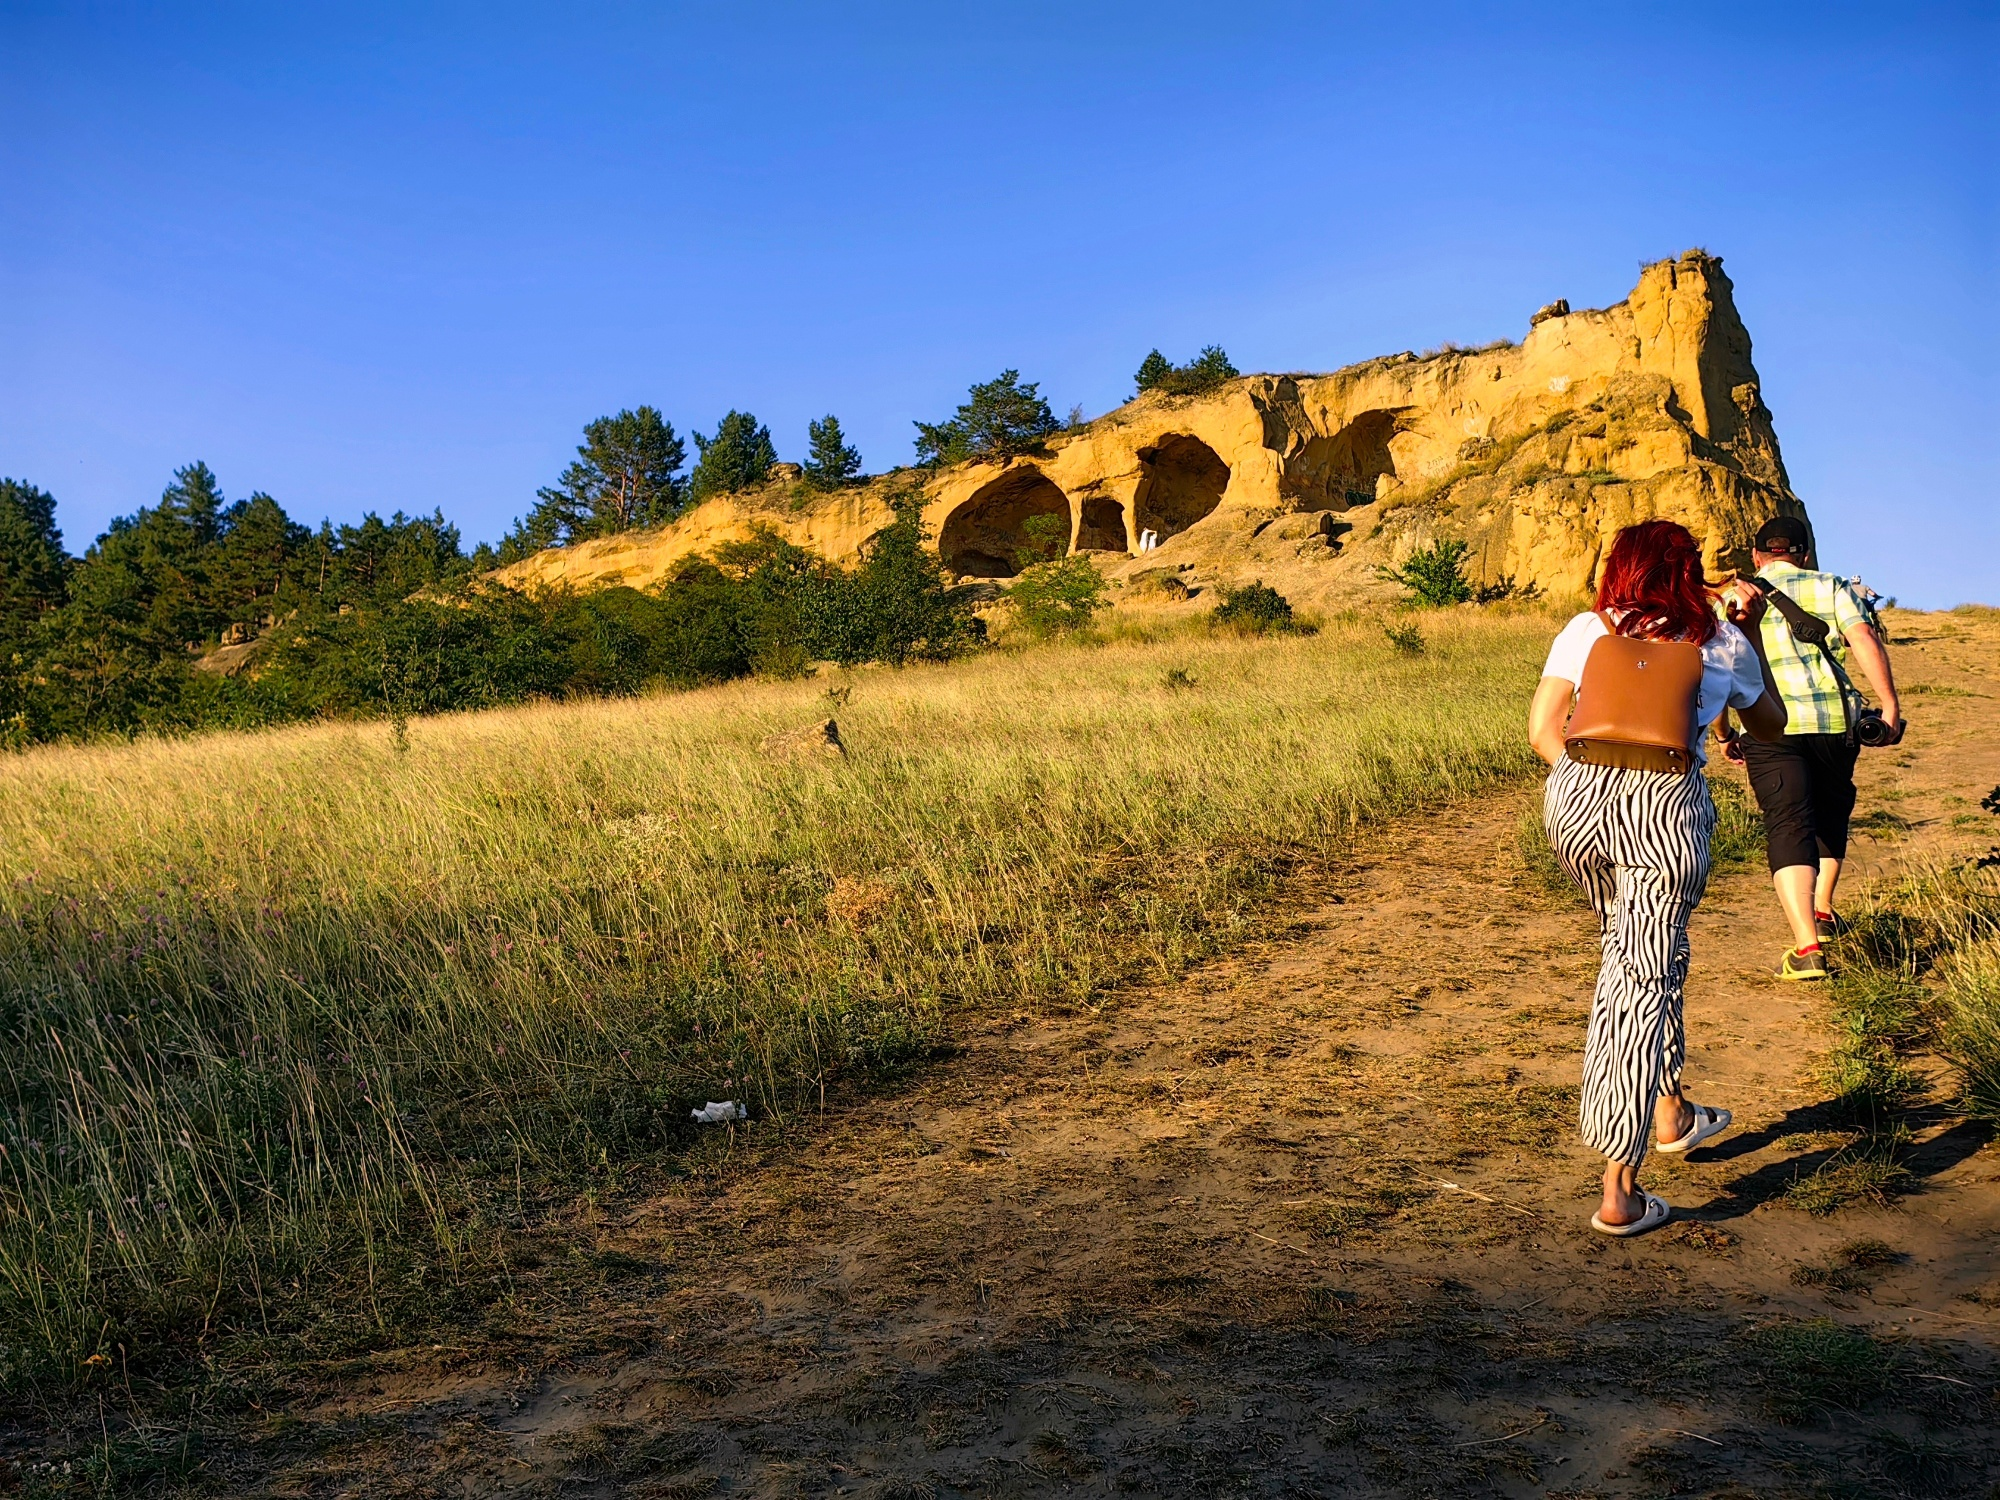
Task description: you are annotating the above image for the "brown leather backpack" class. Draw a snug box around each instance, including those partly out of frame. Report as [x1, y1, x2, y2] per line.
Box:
[1563, 611, 1704, 774]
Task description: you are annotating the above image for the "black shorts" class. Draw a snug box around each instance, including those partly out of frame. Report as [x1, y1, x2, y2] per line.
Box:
[1740, 733, 1860, 872]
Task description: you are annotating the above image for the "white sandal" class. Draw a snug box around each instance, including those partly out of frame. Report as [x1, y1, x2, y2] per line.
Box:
[1656, 1102, 1733, 1155]
[1591, 1190, 1670, 1237]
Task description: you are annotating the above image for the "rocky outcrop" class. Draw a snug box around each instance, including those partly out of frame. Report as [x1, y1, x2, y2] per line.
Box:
[758, 718, 848, 761]
[491, 251, 1802, 608]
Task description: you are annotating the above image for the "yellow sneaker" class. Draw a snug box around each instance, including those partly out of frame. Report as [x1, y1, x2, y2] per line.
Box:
[1778, 946, 1829, 982]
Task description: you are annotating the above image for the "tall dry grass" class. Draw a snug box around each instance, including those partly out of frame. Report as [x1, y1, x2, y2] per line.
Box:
[0, 612, 1551, 1387]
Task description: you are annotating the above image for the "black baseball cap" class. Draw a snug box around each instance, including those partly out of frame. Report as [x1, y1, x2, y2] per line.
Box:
[1754, 515, 1811, 555]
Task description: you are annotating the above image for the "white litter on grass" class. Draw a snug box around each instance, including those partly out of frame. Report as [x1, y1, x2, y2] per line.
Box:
[691, 1100, 747, 1124]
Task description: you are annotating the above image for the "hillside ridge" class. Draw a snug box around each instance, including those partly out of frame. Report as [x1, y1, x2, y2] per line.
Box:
[492, 250, 1802, 609]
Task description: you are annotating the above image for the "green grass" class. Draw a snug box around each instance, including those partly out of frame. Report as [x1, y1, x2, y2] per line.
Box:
[0, 613, 1553, 1392]
[1741, 1319, 1892, 1424]
[1779, 861, 2000, 1216]
[1840, 862, 2000, 1121]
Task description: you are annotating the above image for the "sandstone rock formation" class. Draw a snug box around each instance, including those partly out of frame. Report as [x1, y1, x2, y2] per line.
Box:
[491, 251, 1803, 609]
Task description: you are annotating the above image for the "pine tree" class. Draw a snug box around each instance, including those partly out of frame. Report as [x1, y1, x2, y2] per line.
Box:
[1134, 345, 1238, 396]
[688, 411, 778, 501]
[511, 407, 687, 553]
[912, 371, 1059, 467]
[0, 478, 69, 653]
[802, 415, 862, 490]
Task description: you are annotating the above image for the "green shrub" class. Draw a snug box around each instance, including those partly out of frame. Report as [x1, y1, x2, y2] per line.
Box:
[1014, 513, 1070, 567]
[1134, 345, 1239, 397]
[795, 501, 988, 666]
[1213, 581, 1297, 634]
[1378, 540, 1474, 606]
[1384, 621, 1425, 655]
[1008, 555, 1107, 636]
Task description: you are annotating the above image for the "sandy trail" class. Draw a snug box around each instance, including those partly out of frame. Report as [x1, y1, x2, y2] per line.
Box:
[275, 613, 2000, 1498]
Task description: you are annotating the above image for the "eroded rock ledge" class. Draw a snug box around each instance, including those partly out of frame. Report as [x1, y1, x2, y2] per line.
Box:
[492, 250, 1800, 609]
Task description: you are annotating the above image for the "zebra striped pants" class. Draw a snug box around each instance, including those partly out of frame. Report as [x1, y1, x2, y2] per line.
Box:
[1543, 756, 1716, 1167]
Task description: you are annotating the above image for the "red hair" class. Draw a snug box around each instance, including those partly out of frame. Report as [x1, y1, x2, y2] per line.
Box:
[1595, 520, 1718, 645]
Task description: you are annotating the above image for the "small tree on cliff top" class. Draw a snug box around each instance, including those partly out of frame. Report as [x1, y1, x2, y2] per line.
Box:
[688, 410, 778, 501]
[505, 406, 687, 556]
[802, 415, 862, 489]
[1135, 345, 1239, 397]
[913, 370, 1059, 467]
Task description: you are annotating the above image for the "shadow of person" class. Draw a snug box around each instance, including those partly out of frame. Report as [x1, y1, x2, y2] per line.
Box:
[1692, 1100, 1854, 1165]
[1677, 1106, 1992, 1223]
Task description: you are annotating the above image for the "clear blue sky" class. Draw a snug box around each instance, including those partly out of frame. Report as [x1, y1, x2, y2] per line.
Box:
[3, 3, 1992, 604]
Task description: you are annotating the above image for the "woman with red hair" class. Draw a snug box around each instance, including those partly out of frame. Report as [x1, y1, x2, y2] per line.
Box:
[1527, 520, 1788, 1235]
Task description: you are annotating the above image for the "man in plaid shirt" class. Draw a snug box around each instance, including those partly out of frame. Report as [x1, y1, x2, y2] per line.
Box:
[1718, 516, 1902, 981]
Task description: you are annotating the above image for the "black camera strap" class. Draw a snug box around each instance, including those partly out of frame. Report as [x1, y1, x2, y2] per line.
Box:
[1751, 578, 1864, 738]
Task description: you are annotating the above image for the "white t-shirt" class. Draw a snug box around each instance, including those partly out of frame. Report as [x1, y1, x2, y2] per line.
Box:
[1540, 611, 1766, 767]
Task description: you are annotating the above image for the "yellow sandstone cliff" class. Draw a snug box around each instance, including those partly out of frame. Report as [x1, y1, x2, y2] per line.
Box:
[491, 250, 1802, 608]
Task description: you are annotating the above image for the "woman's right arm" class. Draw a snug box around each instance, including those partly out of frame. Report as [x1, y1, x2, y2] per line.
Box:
[1528, 677, 1574, 768]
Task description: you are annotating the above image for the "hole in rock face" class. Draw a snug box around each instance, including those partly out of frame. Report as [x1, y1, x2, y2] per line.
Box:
[1075, 497, 1128, 552]
[1297, 409, 1408, 509]
[1133, 436, 1229, 542]
[939, 469, 1071, 578]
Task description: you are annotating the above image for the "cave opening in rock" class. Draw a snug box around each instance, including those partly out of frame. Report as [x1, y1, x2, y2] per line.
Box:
[1303, 408, 1408, 509]
[1075, 497, 1128, 552]
[938, 469, 1072, 578]
[1132, 435, 1229, 543]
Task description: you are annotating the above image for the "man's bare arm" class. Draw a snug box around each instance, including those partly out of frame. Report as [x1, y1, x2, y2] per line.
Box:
[1843, 622, 1901, 733]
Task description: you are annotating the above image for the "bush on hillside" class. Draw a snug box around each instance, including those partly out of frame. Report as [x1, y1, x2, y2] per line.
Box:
[1135, 345, 1239, 397]
[913, 370, 1060, 467]
[1213, 580, 1297, 634]
[1378, 539, 1539, 607]
[5, 464, 478, 742]
[803, 500, 987, 666]
[1008, 555, 1107, 636]
[1378, 539, 1475, 606]
[0, 462, 984, 744]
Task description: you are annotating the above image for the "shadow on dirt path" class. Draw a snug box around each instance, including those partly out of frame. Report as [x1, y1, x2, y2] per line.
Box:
[258, 613, 2000, 1497]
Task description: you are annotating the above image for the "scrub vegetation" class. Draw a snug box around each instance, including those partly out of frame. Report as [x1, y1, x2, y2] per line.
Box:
[0, 472, 984, 746]
[1785, 847, 2000, 1214]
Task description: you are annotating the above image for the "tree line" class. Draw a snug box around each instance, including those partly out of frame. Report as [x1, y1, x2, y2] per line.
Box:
[0, 465, 978, 746]
[0, 350, 1237, 745]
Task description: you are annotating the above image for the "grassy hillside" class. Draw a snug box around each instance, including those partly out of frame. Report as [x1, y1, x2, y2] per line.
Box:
[0, 613, 1556, 1390]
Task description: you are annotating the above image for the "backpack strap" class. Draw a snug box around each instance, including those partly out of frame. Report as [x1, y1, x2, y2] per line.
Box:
[1753, 579, 1862, 736]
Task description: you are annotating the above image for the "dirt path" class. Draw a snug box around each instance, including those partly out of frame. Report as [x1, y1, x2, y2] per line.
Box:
[276, 611, 2000, 1498]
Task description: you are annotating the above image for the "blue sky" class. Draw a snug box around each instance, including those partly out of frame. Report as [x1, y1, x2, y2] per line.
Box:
[3, 3, 1993, 604]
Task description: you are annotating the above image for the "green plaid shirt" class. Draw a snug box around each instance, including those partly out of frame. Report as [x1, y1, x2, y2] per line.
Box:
[1754, 561, 1869, 736]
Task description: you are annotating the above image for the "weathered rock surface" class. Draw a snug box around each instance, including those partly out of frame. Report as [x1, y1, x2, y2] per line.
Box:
[758, 718, 847, 761]
[491, 250, 1801, 609]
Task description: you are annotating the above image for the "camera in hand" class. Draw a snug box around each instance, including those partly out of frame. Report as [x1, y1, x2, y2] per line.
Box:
[1855, 706, 1903, 748]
